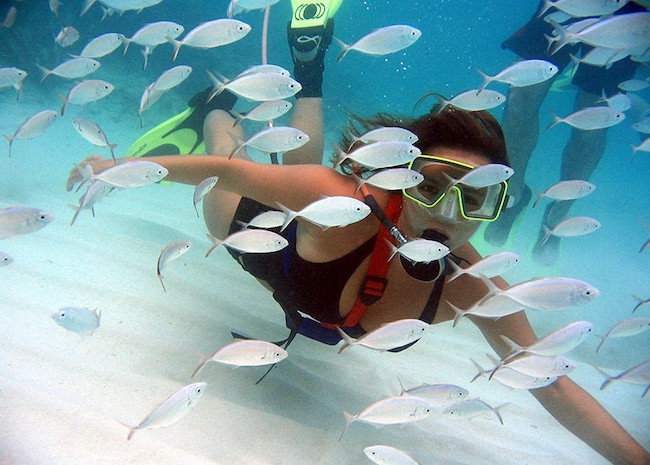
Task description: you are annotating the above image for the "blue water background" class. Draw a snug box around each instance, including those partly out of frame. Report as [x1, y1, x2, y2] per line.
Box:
[0, 0, 649, 461]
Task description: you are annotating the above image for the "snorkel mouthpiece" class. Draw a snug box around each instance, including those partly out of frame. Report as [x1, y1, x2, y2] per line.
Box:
[421, 229, 448, 244]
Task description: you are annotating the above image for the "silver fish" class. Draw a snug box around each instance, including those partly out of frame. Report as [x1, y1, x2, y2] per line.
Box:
[491, 353, 576, 379]
[501, 320, 594, 362]
[341, 395, 431, 440]
[37, 57, 100, 82]
[237, 64, 290, 77]
[237, 210, 287, 230]
[55, 26, 80, 48]
[81, 0, 164, 16]
[548, 106, 625, 130]
[0, 251, 14, 266]
[230, 126, 309, 158]
[447, 251, 521, 282]
[70, 180, 113, 226]
[60, 79, 115, 115]
[448, 294, 524, 327]
[478, 59, 558, 93]
[386, 238, 449, 264]
[49, 0, 62, 16]
[471, 358, 558, 390]
[334, 141, 421, 169]
[570, 47, 630, 68]
[533, 180, 595, 207]
[148, 65, 192, 92]
[1, 5, 16, 28]
[124, 382, 207, 440]
[227, 0, 281, 18]
[157, 240, 192, 292]
[364, 445, 420, 465]
[632, 136, 650, 158]
[79, 33, 125, 58]
[170, 19, 251, 62]
[541, 216, 600, 246]
[205, 229, 288, 256]
[51, 306, 101, 336]
[193, 176, 219, 217]
[337, 319, 430, 354]
[440, 89, 506, 112]
[0, 206, 54, 239]
[336, 25, 422, 62]
[138, 87, 164, 127]
[278, 196, 371, 231]
[443, 398, 508, 425]
[0, 67, 28, 99]
[598, 359, 650, 397]
[208, 70, 302, 102]
[3, 110, 58, 157]
[450, 163, 514, 189]
[348, 127, 419, 148]
[596, 318, 650, 352]
[91, 160, 168, 188]
[539, 0, 629, 18]
[632, 295, 650, 313]
[399, 381, 469, 409]
[232, 100, 293, 125]
[124, 21, 184, 51]
[71, 118, 117, 162]
[354, 168, 424, 192]
[191, 339, 288, 378]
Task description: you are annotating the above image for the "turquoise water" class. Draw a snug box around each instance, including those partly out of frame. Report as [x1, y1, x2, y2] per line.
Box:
[0, 1, 649, 464]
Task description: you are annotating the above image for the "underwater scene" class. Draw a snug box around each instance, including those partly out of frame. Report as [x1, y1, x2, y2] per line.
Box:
[0, 1, 649, 464]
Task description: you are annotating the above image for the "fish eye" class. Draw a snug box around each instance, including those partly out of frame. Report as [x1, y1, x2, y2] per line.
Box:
[39, 214, 47, 220]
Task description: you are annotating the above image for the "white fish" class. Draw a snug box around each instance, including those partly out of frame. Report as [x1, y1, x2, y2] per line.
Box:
[79, 33, 125, 58]
[354, 168, 424, 192]
[37, 57, 100, 82]
[399, 381, 469, 409]
[170, 19, 251, 62]
[81, 0, 163, 16]
[193, 176, 219, 217]
[533, 180, 595, 207]
[237, 210, 287, 230]
[70, 180, 113, 226]
[619, 79, 650, 92]
[448, 294, 524, 327]
[477, 59, 558, 93]
[549, 13, 650, 54]
[632, 136, 650, 158]
[138, 87, 165, 127]
[385, 238, 449, 264]
[55, 26, 80, 48]
[1, 6, 16, 28]
[206, 229, 288, 256]
[0, 251, 13, 266]
[3, 110, 58, 157]
[334, 141, 421, 169]
[539, 0, 629, 18]
[541, 216, 600, 246]
[232, 100, 293, 125]
[238, 64, 291, 78]
[277, 196, 371, 231]
[336, 319, 430, 354]
[51, 306, 101, 336]
[49, 0, 62, 17]
[364, 445, 420, 465]
[471, 358, 558, 390]
[632, 295, 650, 313]
[60, 79, 115, 115]
[547, 106, 624, 130]
[501, 320, 594, 362]
[336, 25, 422, 62]
[348, 127, 419, 148]
[0, 67, 28, 99]
[340, 396, 431, 440]
[598, 359, 650, 397]
[157, 240, 192, 292]
[227, 0, 281, 17]
[439, 89, 506, 112]
[443, 398, 507, 425]
[447, 251, 521, 282]
[123, 21, 184, 52]
[632, 118, 650, 135]
[448, 163, 514, 189]
[71, 118, 117, 163]
[91, 160, 168, 188]
[124, 382, 207, 440]
[596, 318, 650, 352]
[0, 206, 54, 239]
[230, 126, 310, 158]
[490, 353, 576, 379]
[191, 339, 288, 378]
[569, 47, 630, 68]
[148, 65, 193, 92]
[208, 70, 301, 102]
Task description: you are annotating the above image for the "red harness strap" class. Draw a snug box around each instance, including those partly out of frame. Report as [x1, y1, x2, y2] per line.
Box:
[321, 193, 403, 329]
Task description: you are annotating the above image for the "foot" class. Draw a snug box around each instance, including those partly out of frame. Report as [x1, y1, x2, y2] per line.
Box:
[532, 201, 563, 266]
[484, 184, 532, 247]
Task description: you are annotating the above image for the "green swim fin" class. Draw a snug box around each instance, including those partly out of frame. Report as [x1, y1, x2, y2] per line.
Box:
[126, 88, 237, 158]
[290, 0, 343, 29]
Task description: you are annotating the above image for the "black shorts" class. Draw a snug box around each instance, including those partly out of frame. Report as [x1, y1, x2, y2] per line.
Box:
[502, 1, 643, 95]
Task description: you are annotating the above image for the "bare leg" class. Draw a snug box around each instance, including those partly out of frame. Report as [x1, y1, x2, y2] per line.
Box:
[484, 79, 554, 246]
[283, 97, 324, 165]
[201, 109, 246, 240]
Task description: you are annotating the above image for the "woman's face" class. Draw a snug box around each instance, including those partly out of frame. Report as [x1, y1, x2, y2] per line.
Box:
[400, 147, 493, 250]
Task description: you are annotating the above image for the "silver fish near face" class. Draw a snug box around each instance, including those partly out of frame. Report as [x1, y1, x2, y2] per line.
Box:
[230, 126, 310, 158]
[51, 306, 101, 336]
[278, 196, 371, 231]
[540, 216, 601, 246]
[533, 180, 595, 207]
[91, 160, 168, 188]
[205, 229, 288, 256]
[191, 339, 288, 378]
[336, 25, 422, 62]
[439, 89, 506, 112]
[0, 206, 54, 239]
[124, 381, 207, 440]
[337, 319, 430, 354]
[547, 106, 625, 130]
[478, 59, 558, 93]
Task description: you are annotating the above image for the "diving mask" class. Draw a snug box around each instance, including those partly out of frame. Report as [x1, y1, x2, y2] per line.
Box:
[403, 155, 508, 222]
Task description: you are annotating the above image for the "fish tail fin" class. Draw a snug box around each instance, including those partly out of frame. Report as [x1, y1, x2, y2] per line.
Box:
[532, 191, 544, 208]
[545, 111, 562, 130]
[332, 144, 349, 168]
[539, 225, 552, 248]
[36, 63, 51, 83]
[229, 109, 245, 127]
[469, 358, 487, 383]
[168, 36, 182, 62]
[384, 238, 399, 262]
[397, 377, 408, 395]
[227, 131, 245, 159]
[334, 36, 350, 62]
[205, 233, 223, 257]
[499, 335, 523, 362]
[276, 202, 297, 232]
[206, 70, 226, 103]
[339, 412, 355, 441]
[476, 69, 492, 94]
[537, 0, 554, 18]
[80, 0, 96, 16]
[3, 134, 13, 157]
[594, 334, 607, 353]
[121, 37, 132, 56]
[493, 402, 510, 425]
[446, 299, 467, 328]
[592, 365, 616, 391]
[445, 258, 464, 283]
[352, 173, 365, 193]
[191, 354, 210, 379]
[57, 92, 69, 116]
[158, 272, 167, 293]
[547, 19, 570, 56]
[485, 353, 503, 380]
[336, 327, 356, 354]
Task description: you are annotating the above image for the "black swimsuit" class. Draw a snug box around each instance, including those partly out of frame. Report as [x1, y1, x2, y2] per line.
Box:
[226, 197, 446, 348]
